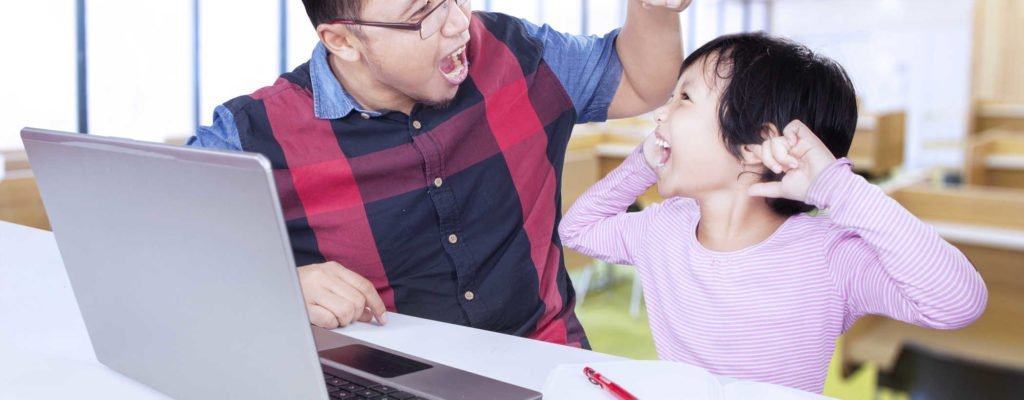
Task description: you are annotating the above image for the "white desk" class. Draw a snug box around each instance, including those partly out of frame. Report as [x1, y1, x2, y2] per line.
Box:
[0, 221, 818, 399]
[0, 221, 626, 398]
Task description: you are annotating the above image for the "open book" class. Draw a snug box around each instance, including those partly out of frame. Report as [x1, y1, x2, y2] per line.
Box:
[542, 361, 831, 399]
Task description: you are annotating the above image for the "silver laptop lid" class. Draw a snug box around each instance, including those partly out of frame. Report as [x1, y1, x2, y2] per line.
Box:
[22, 128, 328, 400]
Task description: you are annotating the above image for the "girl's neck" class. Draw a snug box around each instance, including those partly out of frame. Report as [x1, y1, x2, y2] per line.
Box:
[694, 187, 788, 253]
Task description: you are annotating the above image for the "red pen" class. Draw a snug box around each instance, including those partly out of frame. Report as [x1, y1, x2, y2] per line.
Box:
[583, 366, 638, 400]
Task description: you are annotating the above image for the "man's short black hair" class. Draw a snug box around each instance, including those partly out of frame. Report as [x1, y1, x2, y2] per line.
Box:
[682, 32, 859, 216]
[301, 0, 364, 27]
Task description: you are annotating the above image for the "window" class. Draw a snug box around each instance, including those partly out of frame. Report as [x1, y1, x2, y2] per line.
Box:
[0, 0, 76, 151]
[86, 0, 193, 142]
[198, 0, 281, 126]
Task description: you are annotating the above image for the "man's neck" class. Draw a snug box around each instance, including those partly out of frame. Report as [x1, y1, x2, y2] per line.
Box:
[694, 186, 788, 253]
[329, 53, 416, 115]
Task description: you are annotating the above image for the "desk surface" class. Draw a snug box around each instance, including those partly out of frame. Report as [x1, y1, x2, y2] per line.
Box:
[0, 221, 825, 399]
[0, 221, 625, 399]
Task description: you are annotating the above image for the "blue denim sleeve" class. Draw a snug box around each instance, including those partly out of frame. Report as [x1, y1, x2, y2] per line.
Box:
[519, 19, 623, 123]
[186, 105, 242, 151]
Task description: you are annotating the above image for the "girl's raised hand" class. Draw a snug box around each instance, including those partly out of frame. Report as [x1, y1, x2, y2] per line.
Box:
[746, 120, 837, 202]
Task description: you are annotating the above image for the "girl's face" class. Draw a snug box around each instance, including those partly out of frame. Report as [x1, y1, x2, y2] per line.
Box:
[650, 59, 746, 198]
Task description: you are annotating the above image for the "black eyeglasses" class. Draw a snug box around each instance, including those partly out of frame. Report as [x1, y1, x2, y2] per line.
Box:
[327, 0, 471, 40]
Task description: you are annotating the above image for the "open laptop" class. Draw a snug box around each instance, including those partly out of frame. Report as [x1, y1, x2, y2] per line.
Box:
[21, 128, 542, 400]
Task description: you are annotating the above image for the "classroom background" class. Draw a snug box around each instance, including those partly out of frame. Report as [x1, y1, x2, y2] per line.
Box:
[2, 1, 1021, 399]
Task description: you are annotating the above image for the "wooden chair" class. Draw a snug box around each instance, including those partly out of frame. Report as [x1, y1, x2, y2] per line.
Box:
[966, 130, 1024, 189]
[0, 150, 50, 230]
[975, 101, 1024, 133]
[841, 183, 1024, 383]
[847, 111, 906, 178]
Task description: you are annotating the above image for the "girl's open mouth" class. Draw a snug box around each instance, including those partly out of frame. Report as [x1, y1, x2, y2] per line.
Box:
[655, 135, 672, 169]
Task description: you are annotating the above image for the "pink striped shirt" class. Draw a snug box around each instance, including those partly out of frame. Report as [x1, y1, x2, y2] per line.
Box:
[558, 148, 988, 393]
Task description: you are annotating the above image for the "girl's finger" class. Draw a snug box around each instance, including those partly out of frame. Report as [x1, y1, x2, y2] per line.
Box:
[761, 139, 782, 174]
[748, 182, 785, 198]
[771, 137, 799, 169]
[781, 122, 799, 147]
[783, 120, 810, 140]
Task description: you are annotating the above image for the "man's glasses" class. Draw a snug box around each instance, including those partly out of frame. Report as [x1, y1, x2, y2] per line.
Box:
[327, 0, 471, 40]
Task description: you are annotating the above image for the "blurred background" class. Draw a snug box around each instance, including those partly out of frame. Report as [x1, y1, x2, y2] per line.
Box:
[1, 1, 1021, 399]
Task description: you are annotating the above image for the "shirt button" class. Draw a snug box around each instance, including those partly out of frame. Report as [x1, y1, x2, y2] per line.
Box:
[464, 291, 475, 301]
[412, 120, 423, 129]
[448, 234, 458, 244]
[433, 177, 443, 187]
[360, 112, 370, 119]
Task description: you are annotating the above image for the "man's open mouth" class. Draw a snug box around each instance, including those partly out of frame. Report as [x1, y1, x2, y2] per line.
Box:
[439, 45, 469, 85]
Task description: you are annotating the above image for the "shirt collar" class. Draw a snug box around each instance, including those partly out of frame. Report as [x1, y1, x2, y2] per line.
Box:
[310, 42, 383, 120]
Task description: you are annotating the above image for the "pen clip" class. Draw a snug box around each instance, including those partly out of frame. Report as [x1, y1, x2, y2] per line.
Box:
[584, 366, 605, 387]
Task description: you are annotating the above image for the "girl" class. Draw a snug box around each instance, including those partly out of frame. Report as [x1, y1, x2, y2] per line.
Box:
[558, 32, 987, 393]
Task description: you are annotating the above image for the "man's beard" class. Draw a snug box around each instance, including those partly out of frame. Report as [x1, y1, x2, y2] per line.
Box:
[420, 96, 455, 111]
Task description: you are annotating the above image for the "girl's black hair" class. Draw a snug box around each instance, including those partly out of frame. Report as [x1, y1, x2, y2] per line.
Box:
[683, 32, 858, 216]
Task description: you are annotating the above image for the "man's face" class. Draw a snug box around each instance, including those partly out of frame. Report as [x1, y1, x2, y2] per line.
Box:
[357, 0, 472, 108]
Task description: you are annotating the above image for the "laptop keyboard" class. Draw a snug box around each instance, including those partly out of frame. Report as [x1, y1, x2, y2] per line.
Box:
[323, 369, 425, 400]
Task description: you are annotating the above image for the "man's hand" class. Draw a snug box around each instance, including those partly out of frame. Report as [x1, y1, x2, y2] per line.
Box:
[297, 261, 387, 329]
[608, 1, 688, 118]
[640, 0, 693, 12]
[746, 120, 838, 202]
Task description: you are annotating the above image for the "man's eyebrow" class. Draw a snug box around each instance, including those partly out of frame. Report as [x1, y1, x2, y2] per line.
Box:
[400, 0, 426, 20]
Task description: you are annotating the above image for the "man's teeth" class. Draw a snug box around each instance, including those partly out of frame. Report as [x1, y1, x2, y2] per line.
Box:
[451, 47, 464, 64]
[443, 64, 465, 79]
[443, 47, 467, 79]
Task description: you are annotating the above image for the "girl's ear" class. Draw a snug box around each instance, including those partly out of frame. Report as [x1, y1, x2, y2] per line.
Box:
[739, 123, 781, 166]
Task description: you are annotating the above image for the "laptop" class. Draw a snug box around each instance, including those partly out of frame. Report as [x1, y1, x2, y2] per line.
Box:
[21, 128, 543, 400]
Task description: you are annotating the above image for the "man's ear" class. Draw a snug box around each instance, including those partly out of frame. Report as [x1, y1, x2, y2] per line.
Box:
[317, 23, 363, 63]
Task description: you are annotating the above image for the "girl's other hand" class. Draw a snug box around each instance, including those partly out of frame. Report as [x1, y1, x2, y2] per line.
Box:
[746, 120, 837, 202]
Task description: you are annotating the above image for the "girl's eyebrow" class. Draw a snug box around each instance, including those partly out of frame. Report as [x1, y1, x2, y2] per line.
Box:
[677, 78, 692, 92]
[681, 79, 698, 95]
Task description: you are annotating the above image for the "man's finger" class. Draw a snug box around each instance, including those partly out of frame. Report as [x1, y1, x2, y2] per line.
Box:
[332, 267, 387, 324]
[357, 308, 375, 323]
[307, 304, 339, 329]
[314, 289, 359, 327]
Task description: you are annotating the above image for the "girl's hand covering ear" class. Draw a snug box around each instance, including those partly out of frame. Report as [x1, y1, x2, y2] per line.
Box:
[746, 120, 838, 202]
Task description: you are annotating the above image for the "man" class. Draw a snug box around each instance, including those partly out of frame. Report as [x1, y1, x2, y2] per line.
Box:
[189, 0, 689, 348]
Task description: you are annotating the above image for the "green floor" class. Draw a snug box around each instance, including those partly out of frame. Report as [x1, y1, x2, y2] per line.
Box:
[572, 264, 658, 360]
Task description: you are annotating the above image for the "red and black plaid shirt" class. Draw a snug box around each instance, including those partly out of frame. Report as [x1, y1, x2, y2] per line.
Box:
[198, 13, 622, 348]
